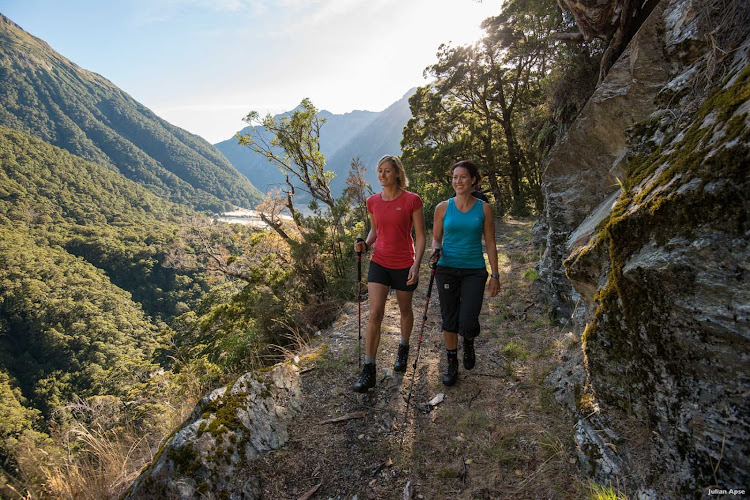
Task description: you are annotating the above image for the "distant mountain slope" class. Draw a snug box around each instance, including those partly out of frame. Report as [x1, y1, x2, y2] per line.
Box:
[215, 89, 416, 197]
[326, 89, 415, 195]
[0, 126, 192, 414]
[0, 125, 205, 322]
[0, 14, 262, 212]
[0, 126, 183, 223]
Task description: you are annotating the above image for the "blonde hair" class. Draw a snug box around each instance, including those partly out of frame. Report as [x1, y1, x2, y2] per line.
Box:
[377, 155, 409, 188]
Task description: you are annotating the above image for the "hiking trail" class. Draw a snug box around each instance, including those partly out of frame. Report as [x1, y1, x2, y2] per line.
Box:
[246, 217, 586, 499]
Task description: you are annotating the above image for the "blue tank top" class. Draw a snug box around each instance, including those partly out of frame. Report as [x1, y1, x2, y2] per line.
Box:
[438, 198, 486, 269]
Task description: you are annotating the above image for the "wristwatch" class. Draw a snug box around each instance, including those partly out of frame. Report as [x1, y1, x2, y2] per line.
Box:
[490, 273, 500, 279]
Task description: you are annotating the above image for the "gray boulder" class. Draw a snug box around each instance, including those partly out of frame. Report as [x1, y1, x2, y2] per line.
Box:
[124, 364, 302, 499]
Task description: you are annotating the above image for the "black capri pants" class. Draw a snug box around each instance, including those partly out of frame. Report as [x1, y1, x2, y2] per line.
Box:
[435, 266, 488, 339]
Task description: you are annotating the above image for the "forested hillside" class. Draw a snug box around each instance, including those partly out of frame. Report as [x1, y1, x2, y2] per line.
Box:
[0, 119, 353, 497]
[0, 125, 203, 492]
[0, 126, 205, 319]
[0, 14, 262, 212]
[0, 123, 206, 404]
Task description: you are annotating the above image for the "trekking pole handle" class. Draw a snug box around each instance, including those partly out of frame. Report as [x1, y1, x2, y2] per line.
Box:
[429, 248, 441, 269]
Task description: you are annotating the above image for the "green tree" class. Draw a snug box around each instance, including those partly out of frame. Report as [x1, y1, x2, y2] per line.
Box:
[0, 372, 42, 469]
[405, 0, 567, 216]
[481, 0, 565, 214]
[401, 86, 477, 223]
[238, 98, 334, 226]
[236, 99, 359, 301]
[343, 157, 372, 236]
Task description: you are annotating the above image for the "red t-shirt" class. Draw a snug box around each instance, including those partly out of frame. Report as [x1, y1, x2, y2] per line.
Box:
[367, 190, 423, 269]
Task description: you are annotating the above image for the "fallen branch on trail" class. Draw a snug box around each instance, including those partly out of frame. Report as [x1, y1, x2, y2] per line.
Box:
[370, 457, 393, 478]
[469, 390, 481, 408]
[473, 372, 506, 379]
[318, 411, 366, 424]
[297, 483, 321, 500]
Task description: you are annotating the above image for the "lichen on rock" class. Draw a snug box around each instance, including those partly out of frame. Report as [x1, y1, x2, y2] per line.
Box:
[124, 363, 301, 500]
[542, 0, 750, 496]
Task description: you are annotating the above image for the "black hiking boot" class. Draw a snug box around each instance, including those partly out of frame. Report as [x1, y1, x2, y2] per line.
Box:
[463, 340, 475, 370]
[442, 356, 459, 386]
[352, 363, 376, 393]
[393, 344, 410, 372]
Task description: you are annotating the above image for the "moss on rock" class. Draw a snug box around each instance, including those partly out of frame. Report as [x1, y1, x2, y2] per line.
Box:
[562, 44, 750, 495]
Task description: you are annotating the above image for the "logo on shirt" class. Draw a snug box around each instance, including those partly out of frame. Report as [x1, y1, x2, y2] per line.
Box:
[395, 207, 402, 210]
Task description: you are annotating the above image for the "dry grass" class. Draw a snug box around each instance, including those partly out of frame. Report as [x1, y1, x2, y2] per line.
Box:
[38, 423, 159, 499]
[6, 377, 204, 499]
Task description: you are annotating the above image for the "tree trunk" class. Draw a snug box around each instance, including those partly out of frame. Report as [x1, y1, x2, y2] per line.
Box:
[486, 169, 505, 217]
[502, 112, 526, 215]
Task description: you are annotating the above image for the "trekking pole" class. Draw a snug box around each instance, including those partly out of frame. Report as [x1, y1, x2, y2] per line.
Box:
[355, 237, 365, 368]
[400, 250, 440, 448]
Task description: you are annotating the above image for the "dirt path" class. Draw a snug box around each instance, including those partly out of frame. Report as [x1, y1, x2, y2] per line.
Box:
[247, 217, 587, 499]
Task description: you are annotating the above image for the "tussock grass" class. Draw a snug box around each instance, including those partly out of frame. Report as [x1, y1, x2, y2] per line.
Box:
[5, 367, 209, 500]
[589, 482, 631, 500]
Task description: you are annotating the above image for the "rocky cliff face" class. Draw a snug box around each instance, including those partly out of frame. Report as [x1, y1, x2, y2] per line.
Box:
[541, 0, 749, 496]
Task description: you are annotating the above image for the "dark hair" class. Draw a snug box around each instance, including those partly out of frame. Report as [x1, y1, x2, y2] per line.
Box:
[452, 160, 481, 187]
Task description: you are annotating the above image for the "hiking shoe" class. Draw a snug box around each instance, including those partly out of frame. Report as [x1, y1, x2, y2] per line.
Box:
[442, 356, 458, 386]
[352, 363, 376, 393]
[463, 341, 475, 370]
[393, 344, 410, 372]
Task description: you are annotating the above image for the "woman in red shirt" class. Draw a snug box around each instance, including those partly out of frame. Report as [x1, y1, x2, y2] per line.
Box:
[352, 155, 426, 392]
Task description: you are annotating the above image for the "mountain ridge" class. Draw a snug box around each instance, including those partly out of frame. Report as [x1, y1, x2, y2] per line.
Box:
[0, 13, 262, 212]
[215, 88, 416, 198]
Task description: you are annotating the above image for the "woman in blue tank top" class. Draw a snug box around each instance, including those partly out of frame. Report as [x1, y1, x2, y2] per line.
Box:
[430, 160, 499, 386]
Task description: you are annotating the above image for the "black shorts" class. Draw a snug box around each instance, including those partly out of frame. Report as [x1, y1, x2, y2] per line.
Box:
[367, 260, 417, 292]
[435, 266, 488, 338]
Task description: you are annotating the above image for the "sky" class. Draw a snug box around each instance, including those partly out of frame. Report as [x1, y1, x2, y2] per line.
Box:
[0, 0, 502, 143]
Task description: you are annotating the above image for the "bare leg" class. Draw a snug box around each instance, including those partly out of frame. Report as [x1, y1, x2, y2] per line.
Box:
[443, 331, 458, 350]
[395, 289, 415, 342]
[365, 282, 390, 357]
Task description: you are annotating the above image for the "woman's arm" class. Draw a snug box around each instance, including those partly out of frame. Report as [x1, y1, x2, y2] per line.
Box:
[407, 207, 426, 285]
[483, 202, 499, 297]
[430, 201, 447, 264]
[354, 213, 377, 253]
